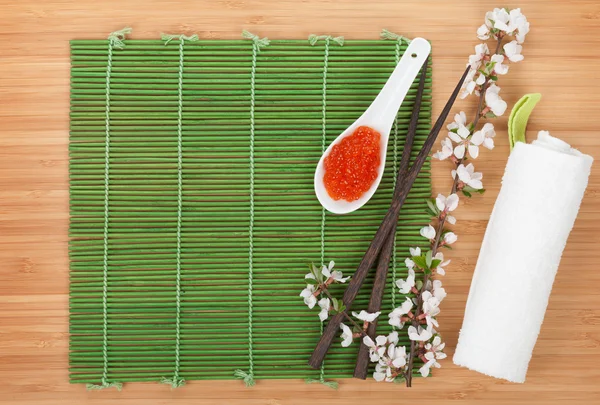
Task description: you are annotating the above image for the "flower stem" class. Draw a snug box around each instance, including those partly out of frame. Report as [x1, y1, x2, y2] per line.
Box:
[321, 288, 365, 334]
[405, 35, 504, 388]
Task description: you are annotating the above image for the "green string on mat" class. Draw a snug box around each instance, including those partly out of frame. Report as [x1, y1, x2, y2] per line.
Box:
[380, 28, 412, 45]
[234, 30, 270, 388]
[381, 28, 408, 310]
[85, 27, 131, 392]
[306, 34, 343, 390]
[158, 33, 199, 389]
[508, 93, 542, 150]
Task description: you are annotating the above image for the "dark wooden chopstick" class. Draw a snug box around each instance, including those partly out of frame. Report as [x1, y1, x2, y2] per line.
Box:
[308, 65, 471, 370]
[353, 58, 429, 379]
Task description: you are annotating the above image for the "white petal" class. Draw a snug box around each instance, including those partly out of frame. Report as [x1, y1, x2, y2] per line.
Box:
[457, 125, 470, 139]
[447, 131, 462, 143]
[392, 356, 407, 368]
[445, 194, 459, 211]
[305, 272, 316, 280]
[419, 363, 431, 377]
[435, 194, 446, 211]
[470, 130, 484, 146]
[476, 24, 490, 40]
[305, 295, 317, 309]
[363, 335, 375, 348]
[469, 179, 483, 190]
[387, 331, 399, 345]
[483, 137, 495, 150]
[468, 144, 479, 159]
[491, 99, 508, 116]
[409, 247, 421, 256]
[453, 144, 465, 159]
[376, 335, 387, 346]
[444, 232, 457, 244]
[420, 225, 436, 240]
[318, 297, 330, 310]
[373, 371, 386, 382]
[352, 310, 381, 322]
[328, 260, 335, 270]
[401, 297, 414, 313]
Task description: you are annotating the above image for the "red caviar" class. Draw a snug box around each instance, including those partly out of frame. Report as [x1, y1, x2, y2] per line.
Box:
[323, 126, 381, 201]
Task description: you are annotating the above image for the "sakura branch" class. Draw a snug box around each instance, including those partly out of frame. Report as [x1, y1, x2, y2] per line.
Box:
[300, 261, 381, 344]
[300, 7, 529, 386]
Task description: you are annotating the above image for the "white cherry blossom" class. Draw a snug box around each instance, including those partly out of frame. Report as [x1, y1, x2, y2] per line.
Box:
[490, 7, 511, 32]
[318, 297, 330, 322]
[473, 122, 496, 150]
[409, 247, 421, 257]
[363, 335, 386, 362]
[322, 261, 349, 283]
[408, 325, 433, 342]
[477, 23, 490, 40]
[436, 193, 459, 212]
[340, 323, 353, 347]
[420, 336, 447, 377]
[421, 291, 441, 328]
[420, 225, 436, 241]
[491, 54, 509, 75]
[468, 43, 489, 69]
[511, 9, 530, 43]
[504, 40, 524, 62]
[388, 297, 413, 329]
[485, 83, 508, 116]
[443, 232, 458, 245]
[433, 252, 451, 276]
[352, 310, 381, 322]
[433, 137, 454, 160]
[300, 284, 317, 309]
[452, 163, 483, 190]
[396, 268, 416, 294]
[432, 279, 447, 302]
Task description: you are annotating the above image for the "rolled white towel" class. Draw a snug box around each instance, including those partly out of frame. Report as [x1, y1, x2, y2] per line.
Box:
[453, 131, 593, 383]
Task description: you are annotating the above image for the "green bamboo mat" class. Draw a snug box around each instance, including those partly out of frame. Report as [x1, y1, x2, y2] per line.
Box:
[69, 34, 432, 386]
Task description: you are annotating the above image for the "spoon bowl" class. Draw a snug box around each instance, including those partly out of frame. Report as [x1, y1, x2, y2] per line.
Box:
[314, 37, 431, 214]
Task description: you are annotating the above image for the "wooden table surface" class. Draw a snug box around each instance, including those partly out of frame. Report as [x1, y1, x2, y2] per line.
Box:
[1, 0, 599, 404]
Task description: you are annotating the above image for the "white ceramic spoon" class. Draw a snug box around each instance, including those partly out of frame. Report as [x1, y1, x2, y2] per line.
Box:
[314, 37, 431, 214]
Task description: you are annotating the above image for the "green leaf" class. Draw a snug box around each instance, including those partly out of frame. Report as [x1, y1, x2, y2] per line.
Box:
[306, 277, 318, 285]
[425, 250, 433, 267]
[393, 376, 406, 384]
[430, 259, 442, 269]
[339, 304, 346, 313]
[423, 267, 432, 275]
[425, 198, 439, 218]
[412, 255, 428, 269]
[463, 186, 485, 195]
[462, 189, 472, 198]
[485, 111, 497, 119]
[331, 297, 339, 311]
[416, 280, 423, 290]
[490, 75, 498, 81]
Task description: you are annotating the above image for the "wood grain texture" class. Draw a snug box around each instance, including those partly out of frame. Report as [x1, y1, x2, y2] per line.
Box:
[1, 0, 599, 404]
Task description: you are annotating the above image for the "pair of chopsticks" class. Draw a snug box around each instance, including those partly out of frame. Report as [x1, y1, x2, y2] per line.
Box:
[308, 61, 471, 374]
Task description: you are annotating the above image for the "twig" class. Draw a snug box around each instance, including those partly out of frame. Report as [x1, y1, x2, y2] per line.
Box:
[405, 36, 503, 387]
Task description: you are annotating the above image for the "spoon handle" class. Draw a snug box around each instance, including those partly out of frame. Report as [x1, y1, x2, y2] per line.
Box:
[359, 38, 431, 137]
